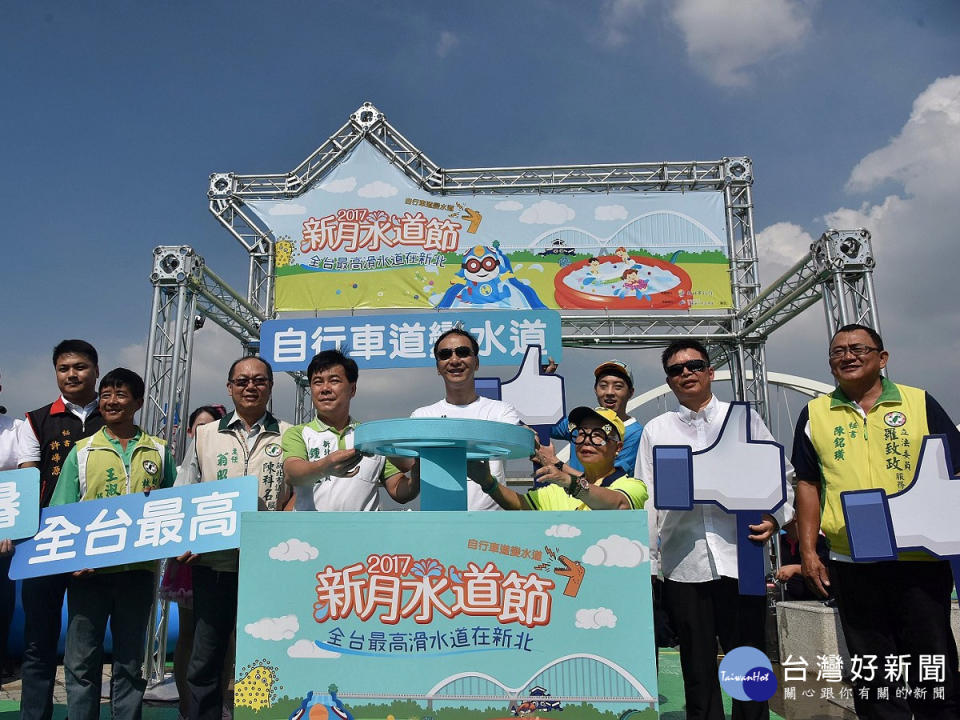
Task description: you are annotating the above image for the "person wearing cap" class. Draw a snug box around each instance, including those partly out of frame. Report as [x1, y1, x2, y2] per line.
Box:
[546, 359, 643, 477]
[480, 406, 647, 511]
[635, 339, 794, 720]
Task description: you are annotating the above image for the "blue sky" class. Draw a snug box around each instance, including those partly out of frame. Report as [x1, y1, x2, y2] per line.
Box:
[1, 1, 959, 440]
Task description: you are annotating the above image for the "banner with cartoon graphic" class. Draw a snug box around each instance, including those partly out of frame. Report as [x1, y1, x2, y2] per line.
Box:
[234, 511, 658, 720]
[247, 142, 732, 312]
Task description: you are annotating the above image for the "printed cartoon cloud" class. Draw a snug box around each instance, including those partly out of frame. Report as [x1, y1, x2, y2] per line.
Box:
[244, 614, 298, 641]
[320, 177, 357, 193]
[287, 640, 341, 659]
[595, 204, 628, 221]
[519, 200, 575, 225]
[576, 607, 618, 629]
[269, 539, 318, 562]
[358, 180, 398, 198]
[495, 200, 524, 211]
[582, 534, 648, 567]
[546, 524, 581, 538]
[268, 203, 307, 216]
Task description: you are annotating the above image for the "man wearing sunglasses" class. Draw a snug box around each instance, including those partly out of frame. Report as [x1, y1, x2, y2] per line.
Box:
[792, 324, 960, 719]
[479, 406, 647, 512]
[410, 328, 521, 510]
[635, 339, 794, 720]
[175, 356, 291, 720]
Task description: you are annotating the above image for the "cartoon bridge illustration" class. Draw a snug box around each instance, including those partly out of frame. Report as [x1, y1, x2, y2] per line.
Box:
[335, 652, 657, 710]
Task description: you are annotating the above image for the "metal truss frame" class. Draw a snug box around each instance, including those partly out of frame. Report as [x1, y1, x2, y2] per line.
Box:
[141, 104, 882, 686]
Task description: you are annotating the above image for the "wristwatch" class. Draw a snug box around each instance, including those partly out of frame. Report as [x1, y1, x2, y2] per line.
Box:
[566, 473, 589, 498]
[553, 460, 564, 472]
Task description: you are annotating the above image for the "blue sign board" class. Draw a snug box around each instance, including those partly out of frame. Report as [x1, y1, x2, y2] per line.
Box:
[0, 468, 41, 541]
[260, 309, 563, 372]
[10, 476, 259, 579]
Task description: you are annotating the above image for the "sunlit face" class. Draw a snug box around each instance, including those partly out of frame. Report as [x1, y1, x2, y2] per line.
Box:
[461, 253, 500, 283]
[435, 334, 478, 389]
[310, 364, 356, 420]
[573, 417, 622, 468]
[665, 347, 714, 407]
[98, 384, 143, 427]
[227, 358, 273, 418]
[829, 329, 887, 387]
[187, 411, 217, 438]
[55, 352, 99, 404]
[594, 374, 632, 415]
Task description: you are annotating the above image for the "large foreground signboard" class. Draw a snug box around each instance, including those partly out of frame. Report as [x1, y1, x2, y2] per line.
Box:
[246, 142, 731, 313]
[235, 511, 658, 720]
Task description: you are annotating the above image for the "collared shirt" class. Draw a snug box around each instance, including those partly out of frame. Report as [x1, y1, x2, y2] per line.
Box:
[635, 395, 795, 583]
[231, 412, 268, 451]
[0, 415, 23, 471]
[18, 396, 99, 464]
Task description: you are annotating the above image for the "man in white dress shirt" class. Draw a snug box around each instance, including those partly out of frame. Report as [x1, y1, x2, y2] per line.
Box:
[635, 339, 794, 720]
[410, 328, 521, 510]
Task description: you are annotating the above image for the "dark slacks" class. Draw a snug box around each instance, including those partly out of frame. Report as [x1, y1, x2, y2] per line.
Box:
[188, 566, 238, 720]
[664, 576, 769, 720]
[830, 559, 959, 720]
[19, 573, 68, 720]
[0, 554, 15, 673]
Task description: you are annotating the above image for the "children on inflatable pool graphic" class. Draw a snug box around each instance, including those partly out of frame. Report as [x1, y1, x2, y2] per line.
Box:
[615, 267, 652, 301]
[436, 244, 546, 309]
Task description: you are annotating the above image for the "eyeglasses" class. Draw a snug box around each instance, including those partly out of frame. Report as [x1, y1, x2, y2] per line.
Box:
[463, 256, 499, 273]
[436, 346, 474, 361]
[666, 359, 709, 377]
[828, 344, 879, 359]
[229, 376, 270, 388]
[573, 429, 614, 447]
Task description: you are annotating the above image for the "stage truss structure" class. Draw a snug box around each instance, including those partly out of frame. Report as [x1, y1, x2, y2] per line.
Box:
[140, 103, 881, 685]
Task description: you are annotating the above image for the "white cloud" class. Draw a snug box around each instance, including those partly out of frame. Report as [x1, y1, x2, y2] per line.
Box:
[756, 222, 814, 283]
[670, 0, 812, 88]
[599, 0, 650, 48]
[545, 524, 581, 538]
[357, 180, 398, 198]
[595, 205, 628, 222]
[575, 607, 618, 629]
[268, 203, 307, 216]
[320, 177, 357, 193]
[519, 200, 575, 225]
[495, 200, 524, 212]
[582, 534, 648, 567]
[286, 639, 341, 659]
[268, 538, 319, 562]
[244, 615, 298, 641]
[436, 30, 459, 58]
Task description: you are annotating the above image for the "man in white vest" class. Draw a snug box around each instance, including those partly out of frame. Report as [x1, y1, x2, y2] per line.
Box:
[176, 356, 290, 720]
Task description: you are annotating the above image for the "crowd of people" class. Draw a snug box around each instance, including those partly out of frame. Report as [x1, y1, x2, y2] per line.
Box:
[0, 324, 957, 720]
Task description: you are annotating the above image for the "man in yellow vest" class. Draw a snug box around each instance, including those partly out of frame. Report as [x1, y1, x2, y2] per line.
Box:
[792, 323, 960, 719]
[50, 367, 176, 720]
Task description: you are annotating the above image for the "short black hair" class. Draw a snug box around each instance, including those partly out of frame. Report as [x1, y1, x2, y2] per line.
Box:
[53, 339, 98, 367]
[307, 349, 359, 384]
[661, 339, 710, 372]
[99, 368, 145, 401]
[832, 323, 884, 351]
[433, 328, 480, 360]
[227, 356, 273, 383]
[187, 405, 226, 429]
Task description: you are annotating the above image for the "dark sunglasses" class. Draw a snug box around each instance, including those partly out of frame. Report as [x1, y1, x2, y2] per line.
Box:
[666, 359, 708, 377]
[436, 346, 474, 361]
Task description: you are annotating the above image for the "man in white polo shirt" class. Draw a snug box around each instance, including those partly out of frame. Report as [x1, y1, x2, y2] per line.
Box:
[282, 349, 418, 510]
[410, 328, 521, 511]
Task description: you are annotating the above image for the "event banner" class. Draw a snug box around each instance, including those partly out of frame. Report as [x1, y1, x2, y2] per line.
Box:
[9, 476, 259, 579]
[235, 511, 658, 720]
[259, 309, 563, 372]
[247, 142, 732, 312]
[0, 468, 40, 541]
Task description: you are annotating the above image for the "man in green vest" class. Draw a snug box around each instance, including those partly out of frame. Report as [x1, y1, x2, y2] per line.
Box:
[50, 367, 176, 720]
[792, 323, 959, 719]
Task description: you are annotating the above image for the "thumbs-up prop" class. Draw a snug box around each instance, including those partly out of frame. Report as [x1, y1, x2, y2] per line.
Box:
[653, 402, 788, 595]
[841, 435, 960, 600]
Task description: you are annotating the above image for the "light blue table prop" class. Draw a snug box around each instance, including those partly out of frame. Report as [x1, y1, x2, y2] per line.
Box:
[354, 418, 534, 510]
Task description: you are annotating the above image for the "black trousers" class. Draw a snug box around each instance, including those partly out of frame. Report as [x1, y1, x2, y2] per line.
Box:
[187, 567, 238, 720]
[20, 573, 68, 720]
[664, 577, 769, 720]
[830, 559, 959, 720]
